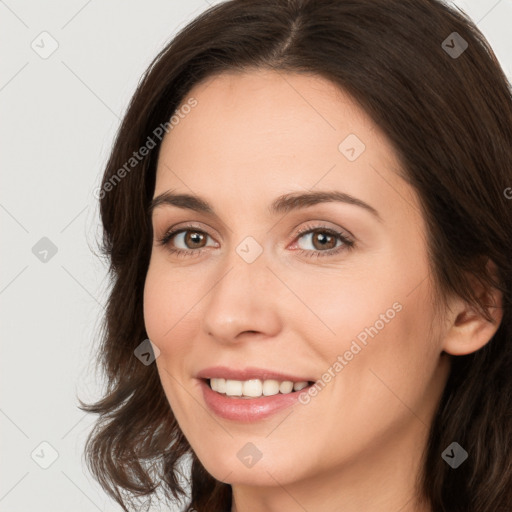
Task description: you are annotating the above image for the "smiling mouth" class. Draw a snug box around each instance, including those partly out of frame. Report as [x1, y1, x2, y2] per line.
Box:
[205, 378, 315, 399]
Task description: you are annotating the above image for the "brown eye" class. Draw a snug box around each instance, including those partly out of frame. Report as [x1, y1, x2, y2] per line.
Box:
[292, 224, 355, 259]
[312, 230, 337, 250]
[297, 229, 342, 251]
[158, 227, 217, 252]
[182, 230, 207, 249]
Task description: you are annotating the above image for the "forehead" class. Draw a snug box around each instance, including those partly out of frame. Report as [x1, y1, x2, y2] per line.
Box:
[154, 69, 419, 219]
[159, 69, 376, 165]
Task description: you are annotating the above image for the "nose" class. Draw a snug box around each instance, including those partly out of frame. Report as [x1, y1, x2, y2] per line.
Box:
[201, 248, 282, 345]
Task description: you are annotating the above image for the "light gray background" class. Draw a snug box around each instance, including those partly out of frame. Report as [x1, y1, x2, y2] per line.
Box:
[1, 1, 511, 511]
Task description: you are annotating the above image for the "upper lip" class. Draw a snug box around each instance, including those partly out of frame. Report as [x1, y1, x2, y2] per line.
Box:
[196, 366, 315, 383]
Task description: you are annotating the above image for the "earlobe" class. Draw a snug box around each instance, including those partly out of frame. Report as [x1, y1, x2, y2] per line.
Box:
[441, 277, 503, 357]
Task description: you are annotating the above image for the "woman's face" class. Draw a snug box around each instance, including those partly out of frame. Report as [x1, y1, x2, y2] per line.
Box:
[143, 69, 451, 501]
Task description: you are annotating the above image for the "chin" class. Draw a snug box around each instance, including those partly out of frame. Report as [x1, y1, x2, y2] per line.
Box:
[195, 447, 304, 487]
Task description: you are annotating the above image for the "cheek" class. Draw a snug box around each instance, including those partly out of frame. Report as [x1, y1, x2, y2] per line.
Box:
[306, 257, 439, 409]
[289, 267, 404, 360]
[336, 285, 441, 431]
[143, 266, 167, 343]
[143, 259, 210, 359]
[143, 264, 201, 416]
[290, 237, 429, 361]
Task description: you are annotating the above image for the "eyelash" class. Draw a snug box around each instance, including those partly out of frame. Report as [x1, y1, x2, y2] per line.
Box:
[156, 222, 355, 259]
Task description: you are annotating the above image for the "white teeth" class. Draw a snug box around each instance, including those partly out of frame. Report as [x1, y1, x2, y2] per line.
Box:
[210, 378, 226, 394]
[279, 381, 294, 394]
[209, 378, 310, 398]
[242, 379, 262, 397]
[262, 379, 280, 396]
[293, 381, 308, 391]
[225, 379, 243, 396]
[217, 378, 226, 394]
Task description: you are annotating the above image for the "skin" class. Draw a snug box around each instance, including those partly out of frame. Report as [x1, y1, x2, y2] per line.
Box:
[143, 69, 503, 512]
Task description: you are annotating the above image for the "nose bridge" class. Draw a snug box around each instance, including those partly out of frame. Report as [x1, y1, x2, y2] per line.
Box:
[215, 232, 270, 296]
[201, 237, 281, 341]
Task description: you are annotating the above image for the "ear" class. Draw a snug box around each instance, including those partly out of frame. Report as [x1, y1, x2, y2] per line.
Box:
[442, 261, 503, 356]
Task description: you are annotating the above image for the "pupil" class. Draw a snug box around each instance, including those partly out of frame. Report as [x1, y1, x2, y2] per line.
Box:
[315, 232, 334, 249]
[188, 232, 203, 247]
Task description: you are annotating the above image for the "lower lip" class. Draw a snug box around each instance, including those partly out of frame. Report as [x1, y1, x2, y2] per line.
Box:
[199, 379, 312, 422]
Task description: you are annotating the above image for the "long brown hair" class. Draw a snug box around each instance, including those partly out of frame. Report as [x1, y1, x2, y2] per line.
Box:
[80, 1, 512, 510]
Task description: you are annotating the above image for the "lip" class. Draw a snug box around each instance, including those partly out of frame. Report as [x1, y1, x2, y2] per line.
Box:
[196, 366, 316, 423]
[198, 378, 315, 422]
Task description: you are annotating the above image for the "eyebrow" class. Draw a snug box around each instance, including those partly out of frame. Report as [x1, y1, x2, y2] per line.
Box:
[148, 190, 382, 222]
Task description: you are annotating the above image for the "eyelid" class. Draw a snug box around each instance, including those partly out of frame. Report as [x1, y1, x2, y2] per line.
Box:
[156, 221, 219, 242]
[290, 220, 354, 243]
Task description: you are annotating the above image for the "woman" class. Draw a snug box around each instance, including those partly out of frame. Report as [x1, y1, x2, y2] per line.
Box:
[81, 0, 512, 511]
